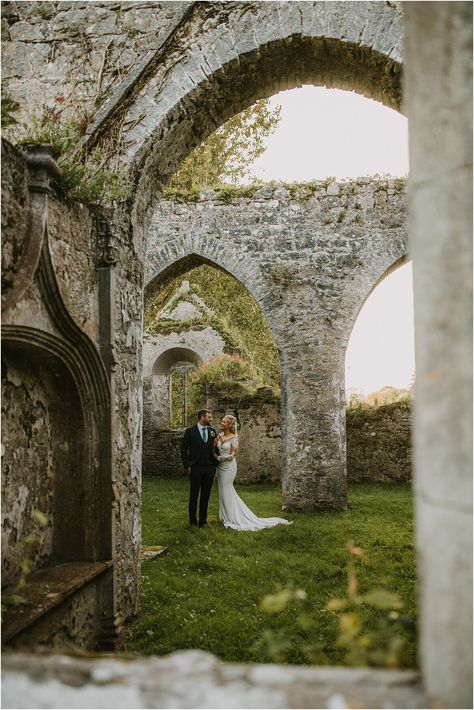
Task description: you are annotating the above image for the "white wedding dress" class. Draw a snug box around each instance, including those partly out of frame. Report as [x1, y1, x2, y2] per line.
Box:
[216, 434, 292, 531]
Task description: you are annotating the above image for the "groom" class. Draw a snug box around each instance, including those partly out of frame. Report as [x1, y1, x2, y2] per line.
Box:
[181, 409, 218, 527]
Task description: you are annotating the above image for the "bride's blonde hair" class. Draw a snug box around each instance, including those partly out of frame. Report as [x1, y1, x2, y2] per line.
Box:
[223, 414, 238, 434]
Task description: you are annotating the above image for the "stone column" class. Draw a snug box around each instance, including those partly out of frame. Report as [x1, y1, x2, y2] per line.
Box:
[404, 3, 473, 707]
[280, 342, 347, 511]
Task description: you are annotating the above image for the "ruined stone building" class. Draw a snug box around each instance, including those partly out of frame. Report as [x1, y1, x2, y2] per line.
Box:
[143, 183, 412, 484]
[1, 2, 471, 708]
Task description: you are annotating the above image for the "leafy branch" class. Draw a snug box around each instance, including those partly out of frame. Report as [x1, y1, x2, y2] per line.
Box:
[256, 542, 415, 669]
[2, 510, 48, 613]
[5, 95, 131, 206]
[171, 99, 281, 191]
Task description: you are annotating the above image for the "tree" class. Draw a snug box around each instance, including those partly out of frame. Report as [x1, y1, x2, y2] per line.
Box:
[170, 99, 281, 191]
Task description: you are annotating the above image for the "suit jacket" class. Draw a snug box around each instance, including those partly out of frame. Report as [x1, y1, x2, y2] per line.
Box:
[181, 424, 218, 469]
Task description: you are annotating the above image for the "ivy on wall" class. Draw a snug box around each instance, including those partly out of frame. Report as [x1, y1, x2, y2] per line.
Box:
[145, 264, 281, 418]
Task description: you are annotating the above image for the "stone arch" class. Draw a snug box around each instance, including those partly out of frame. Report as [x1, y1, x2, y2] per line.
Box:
[1, 325, 116, 646]
[145, 237, 282, 349]
[150, 347, 203, 428]
[110, 1, 405, 511]
[2, 337, 84, 573]
[1, 326, 113, 563]
[142, 247, 284, 481]
[342, 253, 410, 351]
[83, 3, 403, 220]
[152, 347, 203, 377]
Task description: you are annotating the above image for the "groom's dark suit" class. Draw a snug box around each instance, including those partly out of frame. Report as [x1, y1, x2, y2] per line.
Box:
[181, 424, 218, 526]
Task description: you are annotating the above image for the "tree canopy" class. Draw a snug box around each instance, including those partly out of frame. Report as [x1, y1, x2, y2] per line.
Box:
[170, 99, 281, 191]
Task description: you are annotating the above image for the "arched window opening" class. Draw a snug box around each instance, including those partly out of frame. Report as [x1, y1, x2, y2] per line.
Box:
[170, 361, 198, 428]
[142, 263, 281, 483]
[169, 86, 408, 194]
[345, 261, 414, 485]
[346, 261, 415, 402]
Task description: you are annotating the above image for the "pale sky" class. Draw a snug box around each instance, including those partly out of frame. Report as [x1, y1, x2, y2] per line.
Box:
[246, 86, 414, 397]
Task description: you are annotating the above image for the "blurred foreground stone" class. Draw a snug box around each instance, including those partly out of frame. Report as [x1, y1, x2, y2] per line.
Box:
[1, 650, 430, 709]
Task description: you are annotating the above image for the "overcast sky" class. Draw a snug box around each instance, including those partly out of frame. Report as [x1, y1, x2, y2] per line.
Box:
[246, 86, 413, 396]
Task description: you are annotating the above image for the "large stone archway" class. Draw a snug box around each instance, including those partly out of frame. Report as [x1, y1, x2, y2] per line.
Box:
[1, 0, 405, 513]
[83, 2, 403, 198]
[94, 2, 405, 512]
[144, 180, 408, 510]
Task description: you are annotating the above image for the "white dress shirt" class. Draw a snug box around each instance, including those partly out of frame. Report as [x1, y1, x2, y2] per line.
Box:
[197, 423, 208, 442]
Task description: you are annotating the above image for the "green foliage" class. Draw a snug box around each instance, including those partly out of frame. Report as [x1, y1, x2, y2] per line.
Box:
[254, 587, 327, 664]
[1, 510, 48, 613]
[256, 541, 414, 668]
[1, 93, 20, 128]
[145, 265, 280, 395]
[163, 177, 406, 205]
[255, 540, 414, 669]
[178, 355, 262, 424]
[8, 97, 131, 205]
[189, 355, 262, 398]
[346, 391, 412, 425]
[325, 543, 413, 668]
[125, 480, 417, 666]
[171, 99, 281, 191]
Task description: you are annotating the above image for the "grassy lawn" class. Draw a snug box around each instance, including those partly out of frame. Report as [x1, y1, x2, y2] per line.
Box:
[124, 479, 417, 667]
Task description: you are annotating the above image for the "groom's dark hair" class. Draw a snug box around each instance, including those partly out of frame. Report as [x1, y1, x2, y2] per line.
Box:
[197, 409, 211, 420]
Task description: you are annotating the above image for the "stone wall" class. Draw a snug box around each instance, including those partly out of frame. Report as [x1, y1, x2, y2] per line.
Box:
[6, 577, 103, 651]
[1, 140, 142, 647]
[2, 351, 56, 588]
[142, 326, 226, 430]
[143, 428, 185, 478]
[1, 650, 428, 710]
[145, 397, 412, 484]
[346, 401, 411, 483]
[1, 1, 190, 129]
[211, 392, 282, 484]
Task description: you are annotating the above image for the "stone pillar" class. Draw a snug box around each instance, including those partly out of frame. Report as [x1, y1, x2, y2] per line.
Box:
[280, 342, 347, 511]
[404, 3, 473, 707]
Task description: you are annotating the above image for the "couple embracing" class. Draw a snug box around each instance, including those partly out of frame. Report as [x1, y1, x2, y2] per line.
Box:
[181, 408, 292, 532]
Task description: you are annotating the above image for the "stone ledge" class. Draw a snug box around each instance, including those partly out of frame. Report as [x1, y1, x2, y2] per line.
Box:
[1, 650, 431, 709]
[2, 561, 114, 643]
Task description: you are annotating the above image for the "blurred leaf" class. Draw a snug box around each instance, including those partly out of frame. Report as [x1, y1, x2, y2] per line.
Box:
[347, 542, 367, 560]
[259, 590, 293, 614]
[20, 558, 32, 575]
[32, 510, 48, 526]
[297, 612, 316, 631]
[339, 612, 362, 635]
[363, 589, 404, 610]
[348, 571, 358, 597]
[326, 598, 349, 612]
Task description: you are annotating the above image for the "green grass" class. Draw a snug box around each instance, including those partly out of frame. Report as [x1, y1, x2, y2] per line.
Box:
[124, 479, 417, 666]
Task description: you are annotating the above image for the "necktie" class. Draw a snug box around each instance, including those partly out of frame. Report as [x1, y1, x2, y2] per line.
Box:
[202, 426, 208, 443]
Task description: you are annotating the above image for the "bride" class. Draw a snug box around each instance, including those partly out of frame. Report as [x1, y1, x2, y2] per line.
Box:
[214, 414, 292, 531]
